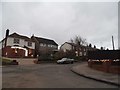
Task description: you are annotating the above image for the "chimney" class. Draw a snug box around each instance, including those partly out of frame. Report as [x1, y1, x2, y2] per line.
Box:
[4, 29, 9, 47]
[112, 36, 115, 50]
[5, 29, 9, 38]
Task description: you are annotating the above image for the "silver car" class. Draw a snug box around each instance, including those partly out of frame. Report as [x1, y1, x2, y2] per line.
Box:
[57, 58, 74, 64]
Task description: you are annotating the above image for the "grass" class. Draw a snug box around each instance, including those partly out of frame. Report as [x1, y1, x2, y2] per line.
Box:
[0, 57, 12, 65]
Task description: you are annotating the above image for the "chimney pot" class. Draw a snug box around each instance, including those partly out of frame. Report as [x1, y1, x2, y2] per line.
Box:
[6, 29, 9, 38]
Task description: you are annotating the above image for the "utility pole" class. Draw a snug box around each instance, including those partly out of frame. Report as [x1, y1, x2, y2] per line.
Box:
[112, 36, 115, 50]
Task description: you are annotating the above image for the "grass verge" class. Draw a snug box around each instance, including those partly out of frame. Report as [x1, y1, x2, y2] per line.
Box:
[0, 57, 12, 65]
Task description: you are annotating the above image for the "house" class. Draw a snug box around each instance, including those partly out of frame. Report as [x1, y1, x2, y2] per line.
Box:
[60, 42, 97, 57]
[1, 29, 35, 58]
[60, 42, 75, 52]
[31, 35, 58, 58]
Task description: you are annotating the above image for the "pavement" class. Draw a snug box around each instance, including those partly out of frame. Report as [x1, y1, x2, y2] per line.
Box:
[71, 62, 120, 86]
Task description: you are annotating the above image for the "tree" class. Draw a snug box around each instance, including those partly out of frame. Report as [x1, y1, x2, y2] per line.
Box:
[70, 35, 87, 46]
[70, 35, 88, 56]
[65, 49, 76, 58]
[54, 50, 66, 60]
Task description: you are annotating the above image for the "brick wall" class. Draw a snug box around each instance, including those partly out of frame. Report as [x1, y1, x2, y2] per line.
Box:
[88, 60, 120, 74]
[2, 46, 34, 58]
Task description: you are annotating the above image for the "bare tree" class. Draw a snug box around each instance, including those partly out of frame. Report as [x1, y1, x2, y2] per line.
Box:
[69, 35, 88, 56]
[70, 35, 87, 46]
[70, 38, 74, 43]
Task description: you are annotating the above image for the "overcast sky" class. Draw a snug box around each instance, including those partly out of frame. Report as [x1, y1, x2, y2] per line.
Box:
[1, 1, 118, 49]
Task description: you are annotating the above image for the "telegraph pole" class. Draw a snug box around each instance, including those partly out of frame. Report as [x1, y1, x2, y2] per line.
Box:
[112, 36, 115, 50]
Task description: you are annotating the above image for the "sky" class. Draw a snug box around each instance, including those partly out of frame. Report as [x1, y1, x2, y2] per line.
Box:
[1, 1, 119, 50]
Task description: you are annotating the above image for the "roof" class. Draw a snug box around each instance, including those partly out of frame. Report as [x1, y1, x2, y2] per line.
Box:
[33, 36, 58, 46]
[61, 42, 98, 50]
[8, 33, 35, 42]
[65, 42, 77, 46]
[60, 42, 78, 48]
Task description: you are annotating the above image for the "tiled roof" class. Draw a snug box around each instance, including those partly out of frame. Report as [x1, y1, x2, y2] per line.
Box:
[8, 33, 35, 42]
[33, 36, 58, 46]
[61, 42, 79, 47]
[65, 42, 77, 46]
[61, 42, 98, 49]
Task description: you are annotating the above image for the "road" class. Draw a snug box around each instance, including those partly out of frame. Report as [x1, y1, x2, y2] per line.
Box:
[2, 62, 118, 88]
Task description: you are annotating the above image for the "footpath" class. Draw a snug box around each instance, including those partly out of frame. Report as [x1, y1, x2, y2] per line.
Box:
[71, 62, 120, 86]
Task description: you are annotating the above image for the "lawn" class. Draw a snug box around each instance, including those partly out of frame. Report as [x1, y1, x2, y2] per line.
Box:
[0, 57, 12, 65]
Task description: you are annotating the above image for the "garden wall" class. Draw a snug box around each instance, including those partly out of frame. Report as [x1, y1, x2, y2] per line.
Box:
[88, 60, 120, 74]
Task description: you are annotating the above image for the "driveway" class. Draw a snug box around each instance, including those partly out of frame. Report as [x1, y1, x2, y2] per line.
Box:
[2, 63, 118, 88]
[11, 58, 37, 65]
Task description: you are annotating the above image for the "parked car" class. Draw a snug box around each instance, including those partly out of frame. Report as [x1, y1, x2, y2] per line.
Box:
[57, 58, 74, 64]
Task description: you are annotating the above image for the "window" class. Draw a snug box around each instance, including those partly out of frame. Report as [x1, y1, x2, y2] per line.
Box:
[28, 49, 32, 54]
[28, 42, 32, 46]
[80, 52, 82, 56]
[43, 44, 46, 47]
[84, 48, 86, 51]
[40, 43, 46, 47]
[13, 38, 20, 44]
[79, 48, 81, 50]
[40, 43, 43, 47]
[53, 45, 57, 48]
[51, 45, 53, 47]
[48, 44, 51, 47]
[84, 52, 86, 56]
[15, 48, 18, 53]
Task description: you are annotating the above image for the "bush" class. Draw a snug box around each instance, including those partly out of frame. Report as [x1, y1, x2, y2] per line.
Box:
[38, 54, 54, 61]
[54, 50, 66, 60]
[73, 56, 87, 61]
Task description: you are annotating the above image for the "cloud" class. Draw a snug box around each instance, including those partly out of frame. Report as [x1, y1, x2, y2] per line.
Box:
[2, 2, 118, 49]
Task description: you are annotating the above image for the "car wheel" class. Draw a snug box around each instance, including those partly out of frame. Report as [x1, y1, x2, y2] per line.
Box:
[71, 61, 73, 64]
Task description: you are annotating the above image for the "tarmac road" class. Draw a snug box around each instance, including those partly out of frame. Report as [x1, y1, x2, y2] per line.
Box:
[2, 63, 118, 88]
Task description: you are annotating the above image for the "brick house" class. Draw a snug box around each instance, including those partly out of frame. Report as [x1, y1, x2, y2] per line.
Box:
[60, 42, 98, 57]
[1, 29, 35, 58]
[31, 35, 58, 58]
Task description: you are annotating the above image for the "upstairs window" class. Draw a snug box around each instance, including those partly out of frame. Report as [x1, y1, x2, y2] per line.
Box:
[43, 44, 46, 47]
[48, 44, 51, 47]
[40, 43, 43, 47]
[53, 45, 57, 48]
[51, 45, 53, 47]
[40, 43, 47, 47]
[13, 38, 20, 44]
[84, 48, 86, 51]
[28, 42, 32, 46]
